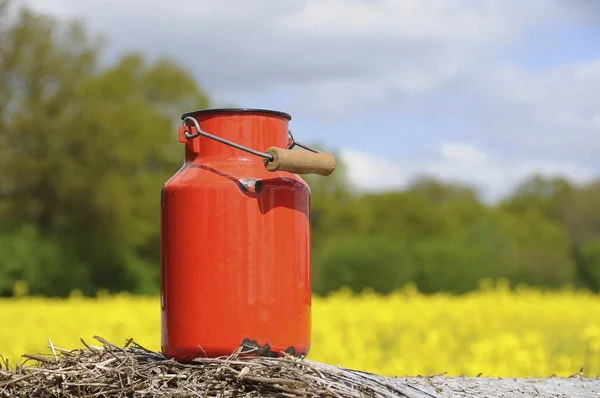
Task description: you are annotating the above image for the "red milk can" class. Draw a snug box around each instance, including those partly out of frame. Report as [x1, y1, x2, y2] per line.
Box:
[160, 108, 336, 361]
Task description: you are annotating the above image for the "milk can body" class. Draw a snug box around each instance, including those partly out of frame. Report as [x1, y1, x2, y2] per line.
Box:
[161, 108, 312, 360]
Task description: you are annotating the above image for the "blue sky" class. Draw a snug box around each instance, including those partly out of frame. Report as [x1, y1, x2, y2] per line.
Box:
[22, 0, 600, 202]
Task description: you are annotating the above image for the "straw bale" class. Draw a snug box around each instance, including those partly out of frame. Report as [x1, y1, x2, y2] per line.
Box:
[1, 336, 598, 397]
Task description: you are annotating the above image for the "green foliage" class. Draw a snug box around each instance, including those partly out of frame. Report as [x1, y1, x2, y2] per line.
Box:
[313, 234, 416, 295]
[1, 1, 598, 297]
[500, 175, 600, 290]
[0, 224, 65, 297]
[0, 1, 209, 296]
[309, 178, 578, 296]
[580, 238, 600, 291]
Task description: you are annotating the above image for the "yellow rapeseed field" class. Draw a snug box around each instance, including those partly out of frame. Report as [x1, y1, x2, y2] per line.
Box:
[2, 281, 600, 378]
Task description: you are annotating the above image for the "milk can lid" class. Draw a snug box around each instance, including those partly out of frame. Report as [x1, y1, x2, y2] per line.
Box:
[181, 108, 292, 121]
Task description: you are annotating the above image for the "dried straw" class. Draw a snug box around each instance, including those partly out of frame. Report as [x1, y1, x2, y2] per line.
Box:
[0, 336, 435, 397]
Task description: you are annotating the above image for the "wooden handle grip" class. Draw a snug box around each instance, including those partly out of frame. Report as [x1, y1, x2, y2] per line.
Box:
[264, 147, 336, 176]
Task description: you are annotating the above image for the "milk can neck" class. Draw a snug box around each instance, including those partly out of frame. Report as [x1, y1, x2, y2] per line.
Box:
[186, 132, 286, 162]
[182, 113, 291, 162]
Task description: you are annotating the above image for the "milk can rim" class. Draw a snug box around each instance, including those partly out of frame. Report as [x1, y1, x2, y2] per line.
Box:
[181, 108, 292, 121]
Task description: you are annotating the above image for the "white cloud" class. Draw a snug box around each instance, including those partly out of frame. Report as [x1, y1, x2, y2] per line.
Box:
[18, 0, 596, 131]
[14, 0, 600, 193]
[338, 148, 407, 191]
[438, 143, 488, 166]
[341, 143, 596, 202]
[19, 0, 565, 113]
[465, 59, 600, 162]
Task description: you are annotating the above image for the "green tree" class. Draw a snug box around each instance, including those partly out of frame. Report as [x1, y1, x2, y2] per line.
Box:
[558, 181, 600, 289]
[313, 234, 416, 295]
[302, 145, 360, 247]
[312, 174, 577, 295]
[580, 238, 600, 291]
[501, 175, 600, 290]
[0, 1, 211, 296]
[493, 209, 576, 288]
[499, 174, 574, 221]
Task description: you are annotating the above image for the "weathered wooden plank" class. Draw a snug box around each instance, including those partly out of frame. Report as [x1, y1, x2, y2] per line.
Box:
[384, 376, 600, 398]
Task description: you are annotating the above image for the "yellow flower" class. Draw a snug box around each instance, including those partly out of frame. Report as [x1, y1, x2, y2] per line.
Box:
[1, 285, 599, 377]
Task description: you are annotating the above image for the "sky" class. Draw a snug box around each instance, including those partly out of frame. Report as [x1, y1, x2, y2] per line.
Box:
[20, 0, 600, 202]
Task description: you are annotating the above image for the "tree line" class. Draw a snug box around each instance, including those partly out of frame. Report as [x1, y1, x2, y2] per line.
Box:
[1, 1, 598, 297]
[307, 169, 600, 295]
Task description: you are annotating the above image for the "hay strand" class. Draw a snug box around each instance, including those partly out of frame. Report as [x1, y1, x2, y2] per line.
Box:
[0, 336, 429, 397]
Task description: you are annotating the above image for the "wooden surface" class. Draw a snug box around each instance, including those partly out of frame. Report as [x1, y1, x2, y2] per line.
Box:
[386, 376, 599, 398]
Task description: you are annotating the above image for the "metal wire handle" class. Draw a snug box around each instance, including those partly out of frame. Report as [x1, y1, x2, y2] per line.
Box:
[287, 130, 320, 154]
[181, 116, 320, 161]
